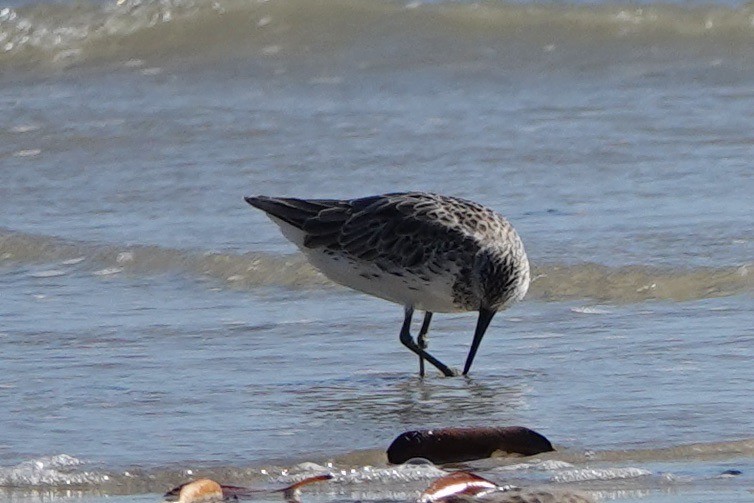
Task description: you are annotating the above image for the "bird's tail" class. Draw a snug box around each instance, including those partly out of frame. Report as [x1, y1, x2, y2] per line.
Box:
[244, 196, 336, 230]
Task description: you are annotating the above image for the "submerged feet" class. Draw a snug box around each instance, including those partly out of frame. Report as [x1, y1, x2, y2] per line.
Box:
[417, 312, 433, 377]
[401, 308, 456, 377]
[399, 329, 456, 377]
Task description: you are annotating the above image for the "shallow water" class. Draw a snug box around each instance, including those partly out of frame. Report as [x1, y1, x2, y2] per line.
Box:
[1, 0, 753, 502]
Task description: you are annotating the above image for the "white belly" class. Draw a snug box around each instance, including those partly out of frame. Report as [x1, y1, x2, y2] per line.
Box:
[265, 215, 467, 313]
[305, 249, 464, 313]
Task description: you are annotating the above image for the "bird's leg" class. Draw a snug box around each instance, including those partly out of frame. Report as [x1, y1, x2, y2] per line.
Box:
[400, 307, 455, 377]
[417, 312, 433, 377]
[462, 308, 496, 376]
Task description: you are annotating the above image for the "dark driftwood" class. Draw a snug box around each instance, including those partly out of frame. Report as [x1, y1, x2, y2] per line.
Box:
[387, 426, 554, 464]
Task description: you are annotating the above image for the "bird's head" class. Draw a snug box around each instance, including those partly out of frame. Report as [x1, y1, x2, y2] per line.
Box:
[472, 245, 530, 312]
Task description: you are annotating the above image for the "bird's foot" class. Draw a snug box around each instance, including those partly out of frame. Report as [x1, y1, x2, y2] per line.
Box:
[438, 366, 460, 377]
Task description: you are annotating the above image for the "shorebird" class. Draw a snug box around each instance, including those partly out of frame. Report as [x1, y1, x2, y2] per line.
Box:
[245, 192, 530, 377]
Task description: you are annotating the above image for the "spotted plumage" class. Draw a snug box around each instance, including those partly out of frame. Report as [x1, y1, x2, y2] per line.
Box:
[245, 192, 530, 376]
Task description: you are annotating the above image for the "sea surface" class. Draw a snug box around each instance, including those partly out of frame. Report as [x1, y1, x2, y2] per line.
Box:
[1, 0, 753, 502]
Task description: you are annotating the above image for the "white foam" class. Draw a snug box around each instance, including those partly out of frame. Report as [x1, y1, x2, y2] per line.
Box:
[332, 464, 446, 484]
[570, 306, 612, 314]
[494, 459, 575, 472]
[10, 124, 39, 133]
[13, 149, 42, 157]
[550, 467, 651, 483]
[116, 252, 134, 264]
[61, 256, 86, 265]
[271, 462, 446, 486]
[93, 267, 123, 276]
[29, 270, 67, 278]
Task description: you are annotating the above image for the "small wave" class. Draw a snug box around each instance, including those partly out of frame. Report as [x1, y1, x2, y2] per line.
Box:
[2, 438, 753, 493]
[0, 454, 107, 487]
[593, 438, 754, 463]
[0, 455, 443, 495]
[0, 228, 327, 289]
[2, 0, 754, 71]
[530, 262, 752, 302]
[1, 229, 751, 302]
[28, 269, 68, 278]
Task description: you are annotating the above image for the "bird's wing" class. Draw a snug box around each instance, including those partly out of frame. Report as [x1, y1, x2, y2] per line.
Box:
[246, 193, 481, 270]
[337, 193, 476, 269]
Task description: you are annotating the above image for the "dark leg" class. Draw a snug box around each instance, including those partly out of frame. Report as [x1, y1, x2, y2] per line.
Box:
[400, 307, 455, 377]
[417, 312, 433, 377]
[462, 308, 495, 376]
